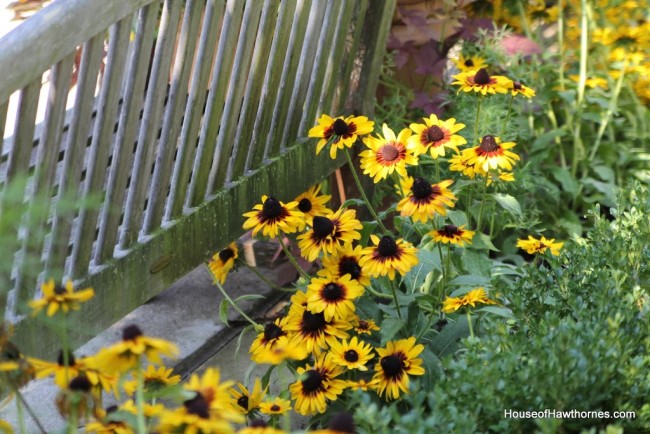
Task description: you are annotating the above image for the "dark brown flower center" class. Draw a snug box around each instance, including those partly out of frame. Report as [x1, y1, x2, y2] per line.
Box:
[184, 393, 210, 418]
[237, 395, 249, 410]
[251, 420, 268, 428]
[322, 283, 344, 301]
[264, 323, 284, 341]
[513, 81, 523, 90]
[474, 68, 490, 85]
[54, 285, 67, 295]
[270, 404, 281, 412]
[464, 59, 474, 67]
[57, 349, 76, 367]
[218, 247, 235, 262]
[298, 198, 313, 213]
[412, 178, 433, 199]
[379, 144, 400, 162]
[380, 354, 405, 377]
[69, 374, 92, 392]
[329, 411, 356, 433]
[357, 320, 369, 329]
[302, 311, 326, 332]
[480, 135, 499, 152]
[312, 216, 335, 239]
[122, 324, 143, 341]
[262, 196, 283, 219]
[377, 236, 398, 257]
[333, 118, 350, 136]
[344, 350, 359, 362]
[302, 370, 324, 393]
[339, 257, 361, 280]
[441, 225, 459, 236]
[426, 125, 445, 143]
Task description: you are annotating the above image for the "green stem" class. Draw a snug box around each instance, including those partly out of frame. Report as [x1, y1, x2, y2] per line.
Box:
[276, 235, 310, 280]
[388, 279, 402, 319]
[558, 0, 566, 93]
[588, 67, 626, 161]
[60, 314, 71, 387]
[546, 104, 567, 169]
[135, 358, 146, 434]
[13, 388, 46, 434]
[208, 265, 262, 330]
[516, 0, 533, 40]
[435, 158, 440, 182]
[501, 95, 515, 136]
[365, 285, 393, 300]
[16, 393, 26, 434]
[474, 96, 483, 144]
[343, 149, 390, 235]
[466, 308, 475, 339]
[238, 259, 286, 291]
[572, 0, 589, 177]
[476, 174, 490, 232]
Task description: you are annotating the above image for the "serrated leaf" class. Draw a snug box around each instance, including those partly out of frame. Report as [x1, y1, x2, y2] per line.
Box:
[476, 305, 514, 318]
[219, 300, 230, 326]
[380, 318, 406, 344]
[492, 193, 522, 217]
[233, 294, 266, 304]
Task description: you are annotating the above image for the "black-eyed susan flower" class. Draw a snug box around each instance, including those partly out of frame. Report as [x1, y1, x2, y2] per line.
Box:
[289, 353, 347, 415]
[238, 420, 287, 434]
[208, 242, 238, 285]
[353, 317, 380, 335]
[55, 374, 98, 421]
[184, 368, 243, 422]
[310, 411, 357, 434]
[345, 378, 379, 391]
[569, 74, 608, 89]
[360, 124, 418, 183]
[120, 399, 166, 420]
[309, 114, 375, 159]
[448, 152, 479, 179]
[328, 337, 374, 371]
[157, 392, 240, 434]
[396, 177, 456, 223]
[259, 397, 292, 416]
[29, 350, 82, 389]
[509, 80, 535, 98]
[85, 411, 135, 434]
[461, 135, 519, 172]
[372, 337, 425, 400]
[451, 68, 511, 95]
[93, 325, 178, 374]
[453, 53, 488, 72]
[441, 296, 464, 314]
[243, 196, 304, 238]
[297, 208, 362, 261]
[294, 185, 332, 224]
[319, 244, 370, 287]
[122, 364, 180, 396]
[441, 287, 497, 313]
[0, 342, 34, 392]
[250, 317, 287, 363]
[516, 235, 564, 256]
[306, 274, 364, 321]
[359, 235, 418, 280]
[29, 279, 94, 317]
[285, 294, 352, 355]
[230, 378, 267, 415]
[430, 224, 475, 247]
[0, 420, 13, 434]
[407, 114, 467, 158]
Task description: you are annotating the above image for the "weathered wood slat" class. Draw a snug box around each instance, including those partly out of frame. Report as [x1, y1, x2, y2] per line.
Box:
[0, 0, 156, 104]
[11, 53, 76, 313]
[186, 0, 246, 207]
[206, 0, 264, 194]
[0, 101, 7, 150]
[4, 80, 40, 187]
[95, 2, 162, 264]
[264, 0, 313, 159]
[166, 0, 226, 220]
[119, 0, 182, 249]
[279, 1, 328, 149]
[245, 0, 296, 172]
[70, 18, 133, 278]
[143, 0, 203, 234]
[316, 0, 355, 117]
[44, 34, 105, 283]
[227, 0, 281, 182]
[332, 0, 369, 112]
[298, 0, 343, 134]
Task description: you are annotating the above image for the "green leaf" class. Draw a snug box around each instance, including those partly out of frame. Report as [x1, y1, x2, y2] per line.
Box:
[550, 167, 578, 197]
[461, 249, 492, 277]
[592, 165, 615, 183]
[531, 129, 566, 153]
[476, 305, 514, 318]
[340, 198, 366, 208]
[380, 318, 406, 344]
[403, 249, 442, 291]
[446, 209, 468, 227]
[219, 299, 230, 326]
[492, 193, 522, 217]
[429, 317, 470, 357]
[449, 274, 491, 287]
[470, 232, 499, 251]
[233, 294, 266, 304]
